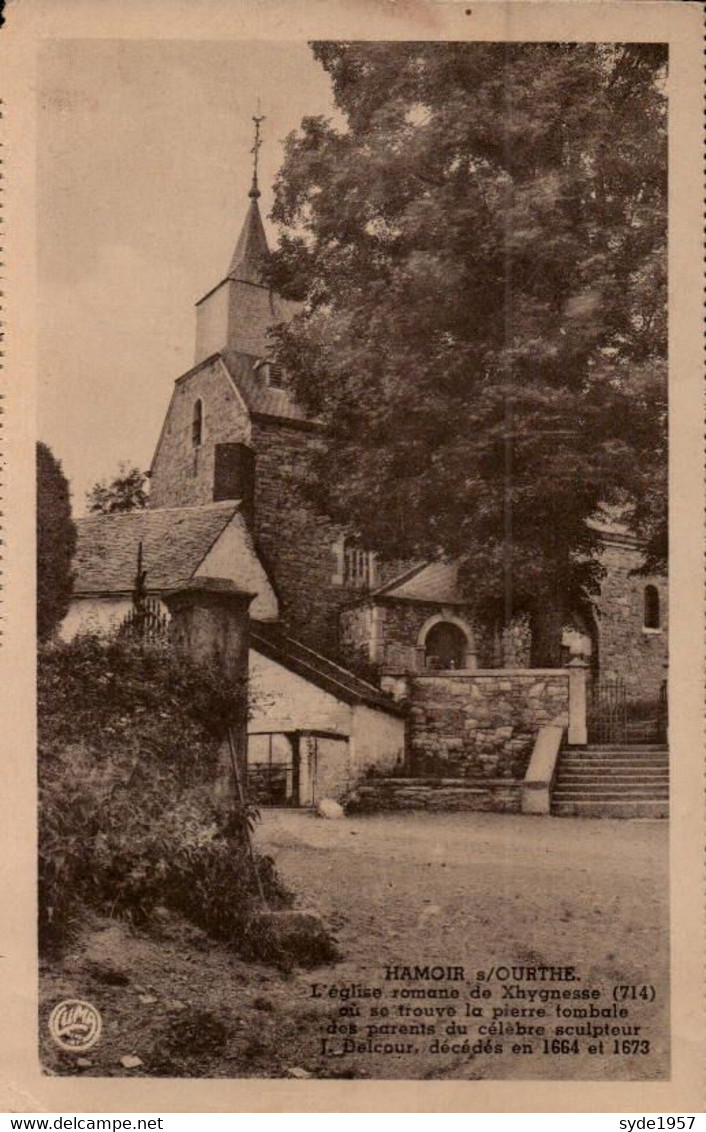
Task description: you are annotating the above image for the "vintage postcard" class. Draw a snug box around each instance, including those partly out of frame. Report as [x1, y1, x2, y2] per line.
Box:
[0, 0, 703, 1114]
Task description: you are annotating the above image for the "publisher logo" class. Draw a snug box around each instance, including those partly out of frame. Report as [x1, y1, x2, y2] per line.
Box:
[48, 999, 103, 1052]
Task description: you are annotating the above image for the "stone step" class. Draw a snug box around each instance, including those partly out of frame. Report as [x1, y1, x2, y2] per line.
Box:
[558, 775, 668, 784]
[583, 745, 668, 754]
[558, 762, 668, 771]
[567, 745, 668, 753]
[559, 758, 668, 766]
[569, 758, 669, 765]
[560, 752, 669, 761]
[556, 774, 665, 783]
[555, 782, 668, 794]
[552, 799, 669, 818]
[558, 767, 668, 777]
[552, 744, 669, 818]
[553, 787, 669, 800]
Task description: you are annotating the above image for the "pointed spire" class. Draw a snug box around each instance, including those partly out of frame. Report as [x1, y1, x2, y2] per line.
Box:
[227, 195, 270, 283]
[228, 108, 270, 285]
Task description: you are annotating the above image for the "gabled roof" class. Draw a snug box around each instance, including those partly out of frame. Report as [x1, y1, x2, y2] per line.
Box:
[373, 558, 467, 605]
[228, 195, 270, 285]
[251, 622, 406, 716]
[371, 510, 650, 605]
[588, 509, 643, 550]
[73, 502, 242, 594]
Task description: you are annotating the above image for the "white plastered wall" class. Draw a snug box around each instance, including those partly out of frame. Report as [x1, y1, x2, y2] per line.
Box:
[248, 648, 406, 790]
[196, 517, 278, 621]
[59, 596, 135, 641]
[248, 649, 350, 735]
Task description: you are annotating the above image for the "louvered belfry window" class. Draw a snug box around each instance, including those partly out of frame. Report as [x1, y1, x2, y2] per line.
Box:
[343, 541, 376, 589]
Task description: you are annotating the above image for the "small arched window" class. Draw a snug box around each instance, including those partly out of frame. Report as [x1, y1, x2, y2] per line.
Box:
[644, 584, 660, 630]
[192, 399, 203, 448]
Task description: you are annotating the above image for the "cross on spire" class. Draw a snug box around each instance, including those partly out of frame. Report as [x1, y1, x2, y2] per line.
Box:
[250, 104, 265, 200]
[227, 105, 270, 281]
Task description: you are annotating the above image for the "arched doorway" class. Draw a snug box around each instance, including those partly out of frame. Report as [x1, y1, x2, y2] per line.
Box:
[423, 620, 470, 670]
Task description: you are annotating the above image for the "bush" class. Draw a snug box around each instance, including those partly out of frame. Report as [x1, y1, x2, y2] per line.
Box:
[38, 634, 290, 954]
[161, 835, 291, 944]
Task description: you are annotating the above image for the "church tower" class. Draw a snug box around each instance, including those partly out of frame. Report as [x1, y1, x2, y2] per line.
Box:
[194, 115, 295, 363]
[149, 117, 347, 650]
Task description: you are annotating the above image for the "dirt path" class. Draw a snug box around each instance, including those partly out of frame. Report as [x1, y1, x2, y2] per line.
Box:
[40, 811, 668, 1081]
[255, 810, 669, 1080]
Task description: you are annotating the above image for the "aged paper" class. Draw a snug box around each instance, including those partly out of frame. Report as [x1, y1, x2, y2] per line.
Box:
[1, 0, 703, 1114]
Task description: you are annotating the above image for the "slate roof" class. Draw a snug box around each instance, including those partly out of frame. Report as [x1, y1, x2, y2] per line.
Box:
[227, 195, 271, 285]
[73, 502, 242, 594]
[222, 350, 317, 426]
[372, 510, 647, 604]
[251, 622, 406, 715]
[373, 558, 467, 605]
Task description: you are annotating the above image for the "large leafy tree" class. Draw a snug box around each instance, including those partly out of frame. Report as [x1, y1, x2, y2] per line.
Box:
[37, 442, 77, 642]
[268, 42, 667, 665]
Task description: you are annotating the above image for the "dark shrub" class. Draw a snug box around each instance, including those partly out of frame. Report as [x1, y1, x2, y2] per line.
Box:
[37, 443, 77, 642]
[38, 634, 290, 954]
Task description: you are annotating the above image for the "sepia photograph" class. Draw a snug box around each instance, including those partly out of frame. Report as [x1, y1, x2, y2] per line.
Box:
[33, 32, 673, 1087]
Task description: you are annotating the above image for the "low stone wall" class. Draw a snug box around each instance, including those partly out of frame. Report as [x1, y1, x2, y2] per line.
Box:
[350, 777, 521, 814]
[406, 669, 570, 779]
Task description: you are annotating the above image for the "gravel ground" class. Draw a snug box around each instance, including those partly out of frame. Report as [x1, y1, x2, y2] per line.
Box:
[40, 810, 668, 1081]
[255, 809, 669, 1080]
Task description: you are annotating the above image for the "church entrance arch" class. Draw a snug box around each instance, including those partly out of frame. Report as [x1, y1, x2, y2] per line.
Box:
[418, 615, 475, 670]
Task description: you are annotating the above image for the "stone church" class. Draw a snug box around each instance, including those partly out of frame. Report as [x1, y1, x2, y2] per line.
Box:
[64, 165, 668, 815]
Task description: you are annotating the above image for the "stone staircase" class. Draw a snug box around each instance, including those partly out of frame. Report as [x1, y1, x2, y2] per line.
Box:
[551, 744, 669, 818]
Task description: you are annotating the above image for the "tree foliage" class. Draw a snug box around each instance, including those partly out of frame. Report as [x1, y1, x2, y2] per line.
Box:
[87, 463, 149, 514]
[268, 42, 667, 663]
[37, 442, 77, 642]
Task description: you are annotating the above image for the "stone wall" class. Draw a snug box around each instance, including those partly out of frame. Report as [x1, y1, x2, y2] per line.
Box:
[149, 358, 251, 508]
[339, 602, 377, 668]
[340, 598, 494, 670]
[251, 417, 361, 653]
[405, 669, 569, 778]
[595, 536, 667, 697]
[381, 600, 477, 664]
[149, 359, 362, 653]
[350, 777, 521, 814]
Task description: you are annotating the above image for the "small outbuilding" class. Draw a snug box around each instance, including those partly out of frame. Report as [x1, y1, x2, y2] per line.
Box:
[61, 501, 407, 806]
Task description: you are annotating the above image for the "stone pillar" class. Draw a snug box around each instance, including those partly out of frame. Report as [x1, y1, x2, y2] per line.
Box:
[380, 672, 410, 702]
[567, 657, 588, 746]
[162, 577, 255, 791]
